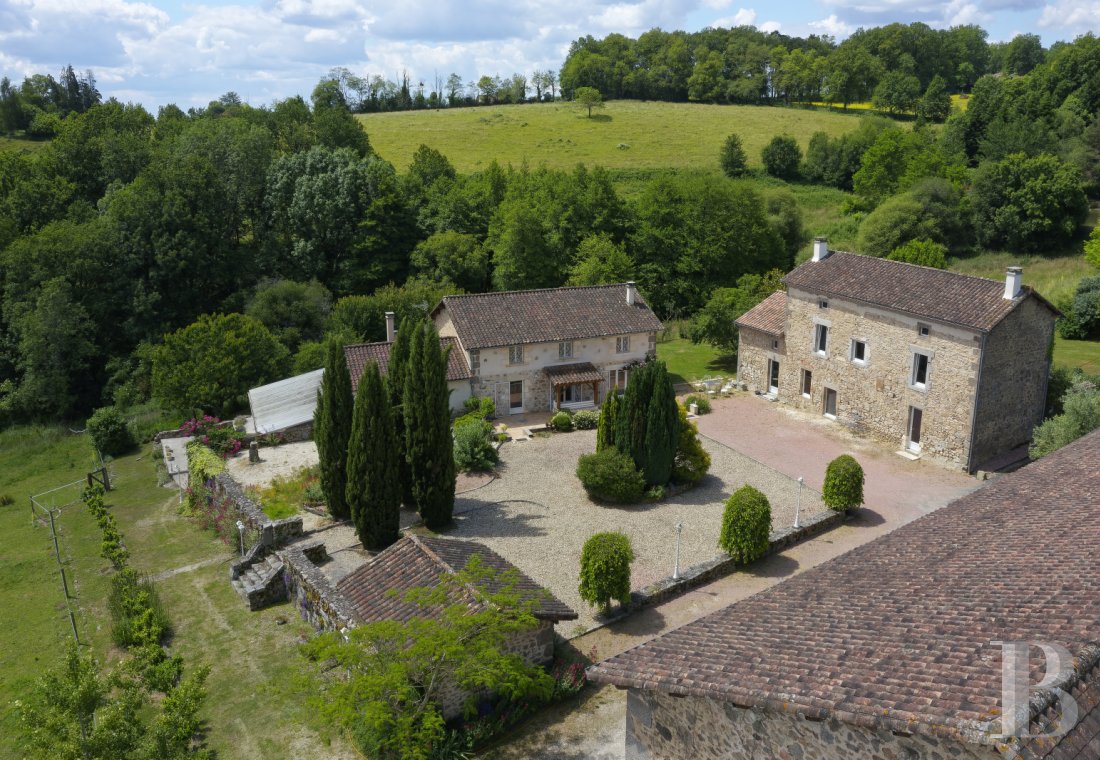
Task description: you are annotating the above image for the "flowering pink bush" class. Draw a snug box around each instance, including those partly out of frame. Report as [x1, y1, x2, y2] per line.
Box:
[180, 416, 242, 458]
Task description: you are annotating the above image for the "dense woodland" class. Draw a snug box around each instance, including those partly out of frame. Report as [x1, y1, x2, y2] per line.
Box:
[0, 22, 1098, 429]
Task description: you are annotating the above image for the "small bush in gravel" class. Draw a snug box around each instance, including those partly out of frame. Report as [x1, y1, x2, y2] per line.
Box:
[454, 420, 498, 472]
[684, 394, 711, 414]
[822, 454, 864, 512]
[576, 449, 645, 504]
[673, 407, 711, 486]
[86, 406, 136, 456]
[550, 411, 573, 432]
[719, 485, 771, 564]
[572, 409, 600, 430]
[579, 532, 634, 613]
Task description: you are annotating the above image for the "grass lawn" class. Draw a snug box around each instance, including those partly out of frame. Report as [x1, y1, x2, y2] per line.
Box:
[0, 427, 355, 759]
[657, 337, 736, 386]
[361, 100, 901, 174]
[948, 250, 1094, 305]
[1054, 336, 1100, 374]
[0, 134, 49, 153]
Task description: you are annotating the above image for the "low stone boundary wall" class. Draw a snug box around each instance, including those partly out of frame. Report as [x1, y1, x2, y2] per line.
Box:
[211, 472, 303, 547]
[281, 541, 358, 632]
[579, 508, 847, 635]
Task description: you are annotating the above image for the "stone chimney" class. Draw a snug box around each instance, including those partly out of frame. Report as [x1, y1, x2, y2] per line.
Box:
[626, 281, 637, 306]
[385, 311, 396, 342]
[811, 237, 830, 263]
[1004, 267, 1023, 300]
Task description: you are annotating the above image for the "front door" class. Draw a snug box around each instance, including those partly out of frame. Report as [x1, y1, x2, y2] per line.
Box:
[509, 380, 524, 413]
[907, 406, 923, 452]
[768, 360, 780, 395]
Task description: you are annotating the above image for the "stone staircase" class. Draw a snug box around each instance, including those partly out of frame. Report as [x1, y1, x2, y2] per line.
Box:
[230, 551, 287, 611]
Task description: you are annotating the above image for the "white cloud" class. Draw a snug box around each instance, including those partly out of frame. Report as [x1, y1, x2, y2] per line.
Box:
[759, 19, 782, 31]
[944, 0, 992, 25]
[713, 7, 757, 26]
[1038, 0, 1100, 31]
[809, 13, 853, 36]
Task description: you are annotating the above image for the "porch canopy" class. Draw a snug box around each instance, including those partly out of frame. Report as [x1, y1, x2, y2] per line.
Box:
[545, 362, 603, 410]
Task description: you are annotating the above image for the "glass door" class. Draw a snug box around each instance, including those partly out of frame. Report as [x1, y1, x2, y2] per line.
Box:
[907, 406, 923, 452]
[768, 360, 779, 395]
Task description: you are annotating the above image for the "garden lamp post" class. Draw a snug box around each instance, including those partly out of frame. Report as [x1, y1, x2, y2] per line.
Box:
[795, 477, 803, 529]
[236, 519, 246, 557]
[673, 522, 683, 580]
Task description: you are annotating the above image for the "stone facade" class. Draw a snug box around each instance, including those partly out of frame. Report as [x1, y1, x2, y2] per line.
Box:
[738, 286, 1053, 472]
[625, 691, 1000, 760]
[970, 296, 1055, 466]
[442, 330, 654, 414]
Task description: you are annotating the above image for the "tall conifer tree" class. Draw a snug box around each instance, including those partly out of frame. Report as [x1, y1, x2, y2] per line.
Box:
[640, 361, 679, 486]
[404, 322, 455, 529]
[314, 338, 353, 520]
[346, 362, 401, 550]
[387, 316, 415, 507]
[596, 390, 619, 451]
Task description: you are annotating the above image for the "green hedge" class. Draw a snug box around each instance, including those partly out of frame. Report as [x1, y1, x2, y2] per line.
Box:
[576, 448, 645, 504]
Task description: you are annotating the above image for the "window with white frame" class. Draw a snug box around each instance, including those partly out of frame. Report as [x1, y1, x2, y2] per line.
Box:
[559, 341, 573, 359]
[910, 351, 931, 390]
[609, 368, 629, 390]
[508, 345, 524, 365]
[917, 323, 930, 337]
[850, 339, 867, 365]
[813, 324, 829, 355]
[616, 336, 630, 354]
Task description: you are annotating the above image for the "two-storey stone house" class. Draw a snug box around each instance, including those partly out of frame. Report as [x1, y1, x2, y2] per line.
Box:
[736, 240, 1059, 472]
[431, 282, 663, 414]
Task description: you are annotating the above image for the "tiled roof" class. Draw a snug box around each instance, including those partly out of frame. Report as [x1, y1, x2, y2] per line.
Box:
[735, 291, 787, 336]
[588, 429, 1100, 752]
[433, 284, 664, 350]
[336, 535, 577, 624]
[783, 251, 1059, 332]
[544, 362, 604, 386]
[344, 336, 470, 394]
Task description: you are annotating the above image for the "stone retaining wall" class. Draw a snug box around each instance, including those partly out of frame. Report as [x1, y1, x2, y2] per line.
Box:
[211, 472, 303, 547]
[280, 542, 358, 632]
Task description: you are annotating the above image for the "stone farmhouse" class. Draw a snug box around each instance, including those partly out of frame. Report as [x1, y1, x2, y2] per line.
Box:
[589, 428, 1100, 760]
[344, 312, 474, 413]
[432, 282, 663, 414]
[736, 239, 1059, 471]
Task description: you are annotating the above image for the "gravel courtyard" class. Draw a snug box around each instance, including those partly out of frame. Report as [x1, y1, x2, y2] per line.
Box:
[439, 429, 826, 634]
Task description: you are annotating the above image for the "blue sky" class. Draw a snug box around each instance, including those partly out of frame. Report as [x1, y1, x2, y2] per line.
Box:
[0, 0, 1095, 109]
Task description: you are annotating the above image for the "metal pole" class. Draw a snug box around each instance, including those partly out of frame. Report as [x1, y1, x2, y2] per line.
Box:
[236, 520, 246, 557]
[673, 522, 683, 580]
[795, 477, 803, 529]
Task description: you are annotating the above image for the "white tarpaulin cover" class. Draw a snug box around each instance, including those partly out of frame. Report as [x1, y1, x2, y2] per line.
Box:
[248, 368, 324, 434]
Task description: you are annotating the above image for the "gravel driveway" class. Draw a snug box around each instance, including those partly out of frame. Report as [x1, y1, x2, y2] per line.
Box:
[439, 429, 825, 634]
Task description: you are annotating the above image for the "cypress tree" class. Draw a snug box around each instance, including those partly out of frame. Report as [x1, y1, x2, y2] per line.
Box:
[314, 338, 353, 520]
[388, 316, 416, 508]
[346, 362, 401, 550]
[640, 361, 680, 486]
[404, 322, 456, 529]
[596, 391, 619, 452]
[614, 360, 655, 467]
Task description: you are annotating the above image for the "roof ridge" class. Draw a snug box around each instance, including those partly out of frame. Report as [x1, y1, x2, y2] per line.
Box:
[825, 250, 1018, 288]
[408, 534, 458, 575]
[442, 283, 631, 300]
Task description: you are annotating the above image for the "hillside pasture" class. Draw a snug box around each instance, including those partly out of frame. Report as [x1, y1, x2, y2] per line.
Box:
[360, 100, 899, 174]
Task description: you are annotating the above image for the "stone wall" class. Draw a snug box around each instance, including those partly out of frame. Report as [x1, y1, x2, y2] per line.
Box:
[737, 328, 785, 395]
[625, 691, 1000, 760]
[210, 472, 303, 547]
[970, 296, 1055, 468]
[778, 288, 982, 470]
[280, 541, 358, 632]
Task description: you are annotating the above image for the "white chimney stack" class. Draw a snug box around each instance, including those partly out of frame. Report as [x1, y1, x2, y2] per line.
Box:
[626, 281, 637, 306]
[384, 311, 396, 342]
[1004, 267, 1023, 300]
[812, 237, 830, 262]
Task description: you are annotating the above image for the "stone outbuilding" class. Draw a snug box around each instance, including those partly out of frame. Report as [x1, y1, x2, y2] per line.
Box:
[736, 239, 1060, 471]
[589, 428, 1100, 760]
[432, 282, 663, 414]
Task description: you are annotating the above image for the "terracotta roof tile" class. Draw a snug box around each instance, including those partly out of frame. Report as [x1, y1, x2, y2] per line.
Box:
[433, 284, 663, 350]
[783, 251, 1058, 332]
[588, 429, 1100, 752]
[544, 362, 604, 386]
[735, 291, 787, 336]
[344, 336, 470, 394]
[336, 536, 577, 624]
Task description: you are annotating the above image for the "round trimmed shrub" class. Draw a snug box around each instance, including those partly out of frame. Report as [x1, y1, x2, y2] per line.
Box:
[576, 448, 646, 504]
[572, 409, 600, 430]
[86, 406, 136, 456]
[718, 485, 771, 564]
[550, 411, 573, 432]
[578, 532, 634, 612]
[684, 394, 711, 414]
[761, 134, 802, 180]
[822, 454, 864, 511]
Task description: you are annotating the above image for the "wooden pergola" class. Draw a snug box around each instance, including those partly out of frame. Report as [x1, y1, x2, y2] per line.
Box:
[545, 362, 603, 410]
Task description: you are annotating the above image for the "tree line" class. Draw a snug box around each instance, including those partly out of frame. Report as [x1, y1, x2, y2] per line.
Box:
[1, 65, 101, 137]
[0, 77, 797, 426]
[559, 23, 1079, 109]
